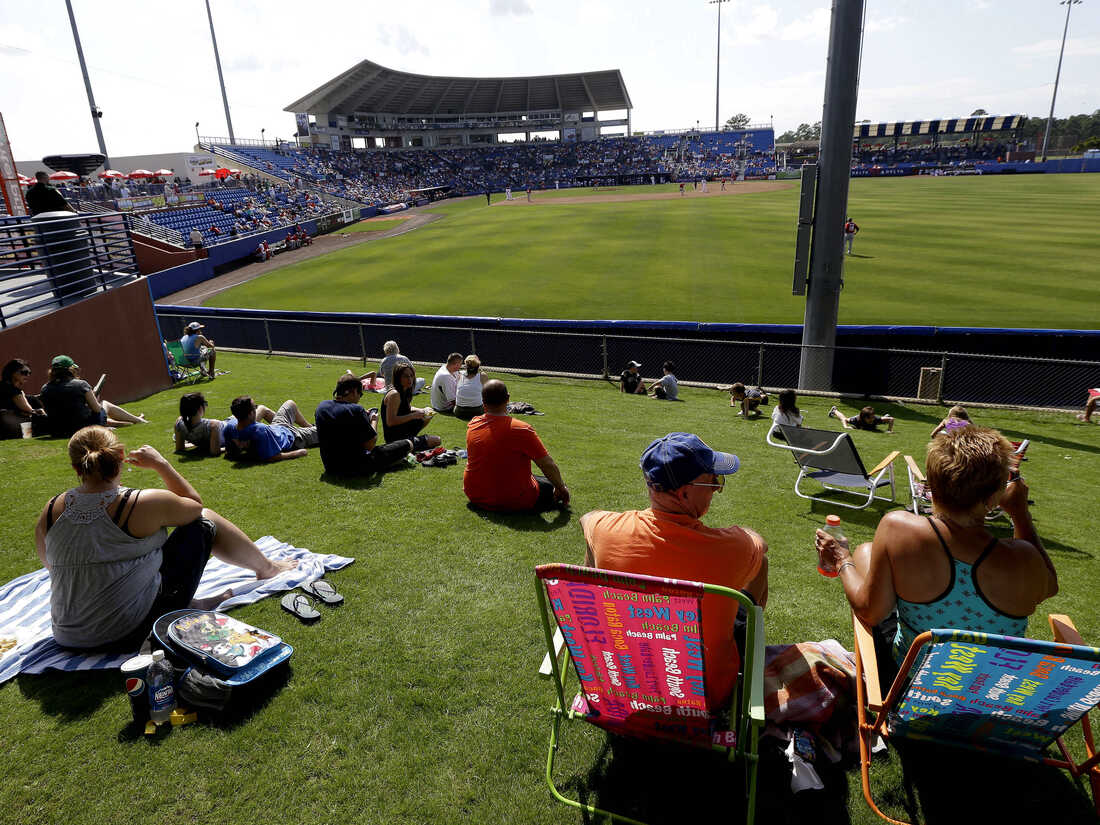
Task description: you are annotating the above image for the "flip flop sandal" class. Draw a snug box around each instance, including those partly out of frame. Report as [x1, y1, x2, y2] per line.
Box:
[301, 579, 344, 605]
[281, 592, 321, 622]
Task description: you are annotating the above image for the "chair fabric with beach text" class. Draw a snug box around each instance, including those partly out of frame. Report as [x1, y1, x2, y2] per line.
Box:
[534, 563, 765, 825]
[852, 614, 1100, 824]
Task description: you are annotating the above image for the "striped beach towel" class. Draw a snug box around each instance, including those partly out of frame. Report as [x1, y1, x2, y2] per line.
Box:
[0, 536, 353, 684]
[764, 640, 857, 727]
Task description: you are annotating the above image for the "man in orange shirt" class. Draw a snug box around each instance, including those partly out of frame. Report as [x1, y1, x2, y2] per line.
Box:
[463, 379, 569, 512]
[580, 432, 768, 710]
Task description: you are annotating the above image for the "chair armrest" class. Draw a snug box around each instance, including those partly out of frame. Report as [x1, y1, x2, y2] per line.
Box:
[853, 614, 884, 711]
[903, 454, 925, 482]
[747, 606, 765, 724]
[868, 450, 900, 476]
[1049, 614, 1085, 646]
[538, 627, 565, 678]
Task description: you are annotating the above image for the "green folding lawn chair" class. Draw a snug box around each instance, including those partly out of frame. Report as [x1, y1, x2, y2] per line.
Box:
[535, 563, 765, 825]
[165, 339, 204, 384]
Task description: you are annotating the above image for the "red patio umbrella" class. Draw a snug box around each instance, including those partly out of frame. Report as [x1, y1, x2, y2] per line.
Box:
[48, 170, 78, 181]
[213, 167, 231, 180]
[198, 168, 216, 177]
[153, 169, 174, 177]
[228, 169, 241, 176]
[19, 174, 34, 186]
[99, 169, 124, 179]
[128, 169, 154, 179]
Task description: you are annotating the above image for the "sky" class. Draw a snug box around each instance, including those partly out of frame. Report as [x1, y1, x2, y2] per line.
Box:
[2, 0, 1098, 161]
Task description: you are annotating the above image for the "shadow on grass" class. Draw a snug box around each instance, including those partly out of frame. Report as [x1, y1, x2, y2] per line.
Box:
[17, 669, 118, 722]
[467, 502, 572, 532]
[319, 471, 384, 490]
[559, 733, 852, 825]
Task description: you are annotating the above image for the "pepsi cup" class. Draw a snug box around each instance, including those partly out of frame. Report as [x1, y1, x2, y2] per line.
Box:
[121, 654, 154, 724]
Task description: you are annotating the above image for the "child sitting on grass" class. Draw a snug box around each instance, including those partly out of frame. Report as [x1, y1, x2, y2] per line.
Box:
[931, 405, 971, 437]
[829, 404, 895, 433]
[730, 382, 768, 417]
[771, 389, 803, 429]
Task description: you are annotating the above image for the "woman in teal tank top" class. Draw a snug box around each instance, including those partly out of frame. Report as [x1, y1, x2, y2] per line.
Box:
[815, 426, 1058, 677]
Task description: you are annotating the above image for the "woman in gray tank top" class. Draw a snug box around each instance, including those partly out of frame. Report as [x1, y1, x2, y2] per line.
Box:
[35, 426, 298, 650]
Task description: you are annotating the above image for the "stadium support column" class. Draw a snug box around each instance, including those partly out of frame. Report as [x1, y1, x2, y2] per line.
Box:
[798, 0, 863, 392]
[205, 0, 237, 145]
[63, 0, 110, 170]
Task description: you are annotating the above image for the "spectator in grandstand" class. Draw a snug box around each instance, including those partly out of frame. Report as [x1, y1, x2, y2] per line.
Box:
[316, 373, 439, 477]
[729, 382, 768, 417]
[35, 425, 297, 651]
[454, 355, 485, 421]
[580, 432, 768, 711]
[816, 425, 1057, 684]
[931, 405, 972, 437]
[189, 227, 205, 257]
[378, 341, 425, 393]
[26, 172, 74, 216]
[829, 404, 895, 433]
[770, 389, 803, 430]
[648, 361, 679, 401]
[843, 217, 860, 255]
[180, 322, 217, 380]
[223, 396, 317, 463]
[39, 355, 147, 437]
[430, 353, 464, 414]
[620, 360, 645, 394]
[463, 379, 569, 512]
[1077, 390, 1099, 423]
[174, 391, 232, 455]
[382, 364, 438, 444]
[254, 240, 271, 262]
[1, 358, 47, 439]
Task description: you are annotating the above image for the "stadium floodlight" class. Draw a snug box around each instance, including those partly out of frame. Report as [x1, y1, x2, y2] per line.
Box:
[261, 128, 265, 147]
[1040, 0, 1082, 162]
[708, 0, 730, 132]
[63, 0, 110, 170]
[205, 0, 237, 145]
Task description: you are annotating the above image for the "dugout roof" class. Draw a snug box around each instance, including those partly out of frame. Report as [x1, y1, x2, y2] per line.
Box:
[853, 115, 1026, 139]
[285, 59, 632, 116]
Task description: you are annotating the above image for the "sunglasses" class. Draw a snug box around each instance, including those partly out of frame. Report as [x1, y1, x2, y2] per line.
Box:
[688, 475, 725, 492]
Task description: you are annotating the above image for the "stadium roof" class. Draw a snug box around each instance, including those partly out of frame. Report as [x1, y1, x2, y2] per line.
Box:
[284, 59, 632, 117]
[854, 115, 1025, 138]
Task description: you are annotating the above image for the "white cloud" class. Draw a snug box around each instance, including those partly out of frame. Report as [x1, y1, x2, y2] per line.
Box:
[866, 15, 906, 34]
[731, 5, 780, 46]
[0, 43, 31, 57]
[780, 7, 830, 42]
[490, 0, 533, 16]
[1013, 36, 1100, 58]
[377, 24, 430, 57]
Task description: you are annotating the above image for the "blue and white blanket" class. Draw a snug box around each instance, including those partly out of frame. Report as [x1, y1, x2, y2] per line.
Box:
[0, 536, 353, 683]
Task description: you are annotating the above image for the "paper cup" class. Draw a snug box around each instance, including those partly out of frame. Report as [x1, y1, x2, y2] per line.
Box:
[20, 421, 33, 439]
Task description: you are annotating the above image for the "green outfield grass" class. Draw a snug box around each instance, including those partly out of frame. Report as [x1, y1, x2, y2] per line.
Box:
[207, 175, 1100, 329]
[1, 352, 1098, 824]
[339, 215, 411, 234]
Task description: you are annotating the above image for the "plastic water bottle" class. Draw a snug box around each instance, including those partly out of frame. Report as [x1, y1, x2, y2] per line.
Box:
[147, 650, 177, 724]
[818, 515, 846, 578]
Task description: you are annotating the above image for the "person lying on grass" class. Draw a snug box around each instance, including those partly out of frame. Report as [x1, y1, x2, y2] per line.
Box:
[829, 404, 895, 433]
[174, 391, 238, 455]
[223, 396, 318, 462]
[814, 425, 1057, 687]
[35, 426, 297, 651]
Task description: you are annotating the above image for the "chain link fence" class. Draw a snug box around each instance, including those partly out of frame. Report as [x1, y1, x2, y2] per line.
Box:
[154, 308, 1098, 411]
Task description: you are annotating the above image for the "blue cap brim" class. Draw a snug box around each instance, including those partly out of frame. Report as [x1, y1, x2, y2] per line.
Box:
[713, 451, 740, 475]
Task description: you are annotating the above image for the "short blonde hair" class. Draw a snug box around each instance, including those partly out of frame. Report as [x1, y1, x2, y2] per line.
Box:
[69, 426, 124, 482]
[383, 340, 399, 355]
[947, 405, 970, 421]
[464, 354, 480, 376]
[926, 426, 1012, 511]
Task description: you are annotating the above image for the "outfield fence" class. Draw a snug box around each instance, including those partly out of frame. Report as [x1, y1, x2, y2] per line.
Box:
[154, 307, 1098, 411]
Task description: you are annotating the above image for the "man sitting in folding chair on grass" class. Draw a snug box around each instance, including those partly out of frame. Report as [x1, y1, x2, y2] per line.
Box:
[581, 432, 769, 711]
[180, 321, 218, 380]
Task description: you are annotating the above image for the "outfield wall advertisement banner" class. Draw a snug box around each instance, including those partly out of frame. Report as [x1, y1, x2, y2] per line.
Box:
[0, 112, 26, 217]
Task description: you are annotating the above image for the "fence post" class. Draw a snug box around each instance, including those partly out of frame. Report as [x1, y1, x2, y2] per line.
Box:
[469, 330, 477, 357]
[358, 324, 367, 367]
[601, 336, 609, 379]
[937, 353, 947, 404]
[757, 344, 765, 386]
[264, 319, 272, 358]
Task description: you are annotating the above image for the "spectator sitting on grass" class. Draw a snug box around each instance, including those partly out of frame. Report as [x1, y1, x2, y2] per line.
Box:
[223, 396, 317, 462]
[1076, 389, 1098, 424]
[430, 353, 463, 414]
[1, 358, 46, 439]
[39, 355, 147, 438]
[580, 432, 768, 712]
[463, 379, 569, 512]
[931, 405, 971, 437]
[316, 374, 440, 477]
[378, 340, 426, 393]
[454, 355, 485, 421]
[648, 360, 679, 401]
[770, 389, 803, 431]
[180, 321, 217, 380]
[829, 404, 895, 433]
[382, 364, 438, 444]
[174, 391, 239, 455]
[730, 382, 768, 417]
[620, 360, 645, 394]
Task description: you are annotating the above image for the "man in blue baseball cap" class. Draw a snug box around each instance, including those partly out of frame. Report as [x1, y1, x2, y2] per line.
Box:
[579, 432, 769, 711]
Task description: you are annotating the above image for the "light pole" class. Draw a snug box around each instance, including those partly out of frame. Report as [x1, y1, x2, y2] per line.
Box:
[261, 128, 266, 147]
[194, 122, 200, 146]
[64, 0, 110, 168]
[708, 0, 729, 132]
[205, 0, 236, 145]
[1041, 0, 1082, 161]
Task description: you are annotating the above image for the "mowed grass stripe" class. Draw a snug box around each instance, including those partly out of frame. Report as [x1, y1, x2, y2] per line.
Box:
[208, 175, 1100, 329]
